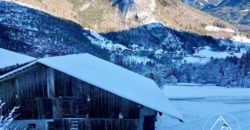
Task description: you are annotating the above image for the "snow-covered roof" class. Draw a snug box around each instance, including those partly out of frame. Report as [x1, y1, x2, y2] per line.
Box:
[0, 53, 183, 120]
[0, 48, 36, 69]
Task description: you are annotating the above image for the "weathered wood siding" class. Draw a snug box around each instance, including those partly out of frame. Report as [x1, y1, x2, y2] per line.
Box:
[15, 65, 47, 98]
[54, 70, 140, 119]
[0, 65, 148, 129]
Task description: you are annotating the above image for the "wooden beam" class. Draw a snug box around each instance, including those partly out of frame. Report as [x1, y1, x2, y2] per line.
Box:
[15, 79, 20, 97]
[46, 68, 58, 118]
[47, 68, 55, 98]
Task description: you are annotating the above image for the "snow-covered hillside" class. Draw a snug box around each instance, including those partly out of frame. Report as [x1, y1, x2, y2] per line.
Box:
[1, 1, 250, 88]
[183, 46, 247, 64]
[0, 1, 110, 59]
[83, 30, 128, 52]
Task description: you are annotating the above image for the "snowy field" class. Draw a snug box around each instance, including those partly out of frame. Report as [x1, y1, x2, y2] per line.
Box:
[156, 84, 250, 130]
[183, 36, 250, 64]
[183, 46, 247, 64]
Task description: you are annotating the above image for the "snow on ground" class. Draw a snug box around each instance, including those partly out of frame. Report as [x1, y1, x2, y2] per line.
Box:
[232, 36, 250, 44]
[156, 100, 250, 130]
[183, 46, 246, 64]
[182, 56, 210, 64]
[83, 30, 128, 51]
[154, 49, 164, 55]
[205, 25, 235, 33]
[156, 84, 250, 130]
[0, 48, 35, 69]
[163, 83, 250, 99]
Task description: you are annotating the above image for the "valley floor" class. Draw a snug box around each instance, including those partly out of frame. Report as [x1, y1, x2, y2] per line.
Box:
[157, 84, 250, 130]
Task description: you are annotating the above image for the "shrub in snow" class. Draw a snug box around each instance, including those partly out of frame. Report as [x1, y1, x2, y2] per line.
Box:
[0, 100, 19, 130]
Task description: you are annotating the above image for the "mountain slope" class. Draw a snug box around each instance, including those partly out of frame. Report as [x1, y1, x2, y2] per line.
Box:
[12, 0, 236, 38]
[0, 1, 109, 58]
[182, 0, 223, 9]
[1, 1, 250, 87]
[182, 0, 250, 33]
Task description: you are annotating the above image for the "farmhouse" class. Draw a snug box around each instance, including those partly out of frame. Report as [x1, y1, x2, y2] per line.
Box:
[0, 53, 182, 130]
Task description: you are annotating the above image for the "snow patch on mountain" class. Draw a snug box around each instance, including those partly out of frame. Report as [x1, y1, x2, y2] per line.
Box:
[83, 30, 128, 51]
[80, 3, 91, 12]
[205, 25, 235, 33]
[124, 0, 158, 24]
[232, 36, 250, 44]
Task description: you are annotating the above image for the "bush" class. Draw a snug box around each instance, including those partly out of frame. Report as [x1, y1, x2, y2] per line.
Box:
[0, 100, 19, 130]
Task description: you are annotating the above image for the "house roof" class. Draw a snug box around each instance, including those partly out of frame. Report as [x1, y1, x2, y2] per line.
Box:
[0, 53, 183, 120]
[0, 48, 36, 69]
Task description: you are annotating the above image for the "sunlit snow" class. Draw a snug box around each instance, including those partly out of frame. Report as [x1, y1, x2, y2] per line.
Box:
[183, 46, 246, 64]
[205, 25, 235, 33]
[156, 84, 250, 130]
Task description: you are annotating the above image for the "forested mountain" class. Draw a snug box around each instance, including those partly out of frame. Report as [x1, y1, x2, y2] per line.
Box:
[1, 1, 250, 87]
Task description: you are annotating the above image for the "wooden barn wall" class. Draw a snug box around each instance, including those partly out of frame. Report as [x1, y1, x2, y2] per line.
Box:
[1, 66, 141, 122]
[54, 70, 140, 119]
[15, 65, 53, 119]
[15, 65, 48, 98]
[13, 65, 51, 119]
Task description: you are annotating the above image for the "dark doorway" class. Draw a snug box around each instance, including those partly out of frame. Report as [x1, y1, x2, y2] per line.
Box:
[143, 115, 156, 130]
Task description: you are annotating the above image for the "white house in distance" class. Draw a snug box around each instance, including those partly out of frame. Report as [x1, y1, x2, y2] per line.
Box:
[0, 53, 183, 130]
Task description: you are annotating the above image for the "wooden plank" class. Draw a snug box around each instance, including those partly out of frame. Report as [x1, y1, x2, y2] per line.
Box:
[47, 68, 55, 98]
[15, 79, 20, 97]
[47, 68, 59, 119]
